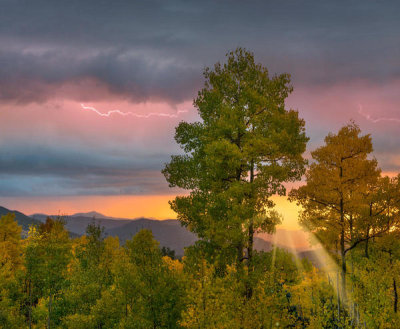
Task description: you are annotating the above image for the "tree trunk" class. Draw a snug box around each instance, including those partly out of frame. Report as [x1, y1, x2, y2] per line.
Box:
[246, 220, 254, 299]
[237, 244, 244, 267]
[246, 159, 255, 299]
[365, 202, 372, 258]
[365, 226, 370, 258]
[248, 222, 254, 269]
[340, 228, 347, 304]
[29, 280, 32, 329]
[394, 278, 398, 314]
[247, 159, 255, 268]
[339, 166, 347, 304]
[48, 293, 52, 329]
[349, 215, 353, 244]
[349, 215, 355, 275]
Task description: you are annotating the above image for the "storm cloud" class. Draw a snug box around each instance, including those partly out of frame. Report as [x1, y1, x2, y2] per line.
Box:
[0, 0, 399, 198]
[1, 0, 400, 103]
[0, 142, 174, 196]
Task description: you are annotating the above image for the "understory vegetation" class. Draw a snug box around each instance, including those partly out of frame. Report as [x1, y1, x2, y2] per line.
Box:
[0, 210, 400, 328]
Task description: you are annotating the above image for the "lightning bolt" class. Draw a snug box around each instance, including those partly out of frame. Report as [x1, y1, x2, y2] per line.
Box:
[358, 104, 400, 124]
[80, 103, 188, 118]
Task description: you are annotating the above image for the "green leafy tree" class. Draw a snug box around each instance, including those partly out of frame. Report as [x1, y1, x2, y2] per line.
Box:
[122, 229, 185, 328]
[163, 48, 308, 277]
[62, 223, 120, 327]
[25, 218, 71, 328]
[65, 223, 111, 312]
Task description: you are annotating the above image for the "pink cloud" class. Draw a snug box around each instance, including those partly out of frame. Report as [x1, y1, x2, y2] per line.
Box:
[0, 95, 196, 151]
[287, 79, 400, 172]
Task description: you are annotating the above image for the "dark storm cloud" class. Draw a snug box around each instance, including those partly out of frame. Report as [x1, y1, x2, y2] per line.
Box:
[0, 143, 173, 196]
[0, 47, 200, 103]
[1, 0, 400, 103]
[0, 143, 164, 175]
[0, 172, 172, 197]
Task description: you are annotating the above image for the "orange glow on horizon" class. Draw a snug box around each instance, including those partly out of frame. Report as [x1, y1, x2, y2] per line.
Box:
[0, 195, 178, 220]
[0, 194, 302, 229]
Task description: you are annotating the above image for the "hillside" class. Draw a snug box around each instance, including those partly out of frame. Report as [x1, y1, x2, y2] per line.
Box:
[2, 206, 315, 259]
[31, 211, 303, 256]
[32, 213, 129, 235]
[0, 206, 42, 231]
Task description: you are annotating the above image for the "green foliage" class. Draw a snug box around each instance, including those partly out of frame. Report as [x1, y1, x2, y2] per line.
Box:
[0, 213, 25, 328]
[123, 229, 186, 328]
[163, 47, 308, 268]
[25, 217, 72, 328]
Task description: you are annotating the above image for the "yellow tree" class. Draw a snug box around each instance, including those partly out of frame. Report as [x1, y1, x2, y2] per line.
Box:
[0, 213, 22, 271]
[0, 213, 25, 328]
[355, 174, 400, 258]
[289, 122, 380, 302]
[352, 175, 400, 324]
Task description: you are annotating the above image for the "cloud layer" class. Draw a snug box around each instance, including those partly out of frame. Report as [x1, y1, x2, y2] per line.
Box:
[0, 0, 399, 201]
[2, 1, 400, 103]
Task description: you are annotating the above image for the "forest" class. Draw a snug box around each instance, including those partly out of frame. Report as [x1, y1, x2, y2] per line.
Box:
[1, 49, 399, 328]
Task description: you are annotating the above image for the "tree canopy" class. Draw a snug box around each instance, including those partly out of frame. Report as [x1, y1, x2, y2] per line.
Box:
[163, 48, 308, 269]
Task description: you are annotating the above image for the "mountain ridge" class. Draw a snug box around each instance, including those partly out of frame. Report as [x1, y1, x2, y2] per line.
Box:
[0, 206, 42, 231]
[5, 206, 315, 257]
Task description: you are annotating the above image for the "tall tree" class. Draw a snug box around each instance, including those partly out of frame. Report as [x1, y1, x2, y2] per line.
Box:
[163, 48, 308, 273]
[0, 213, 22, 271]
[123, 229, 185, 328]
[0, 213, 25, 328]
[62, 222, 115, 320]
[289, 122, 381, 302]
[25, 218, 71, 329]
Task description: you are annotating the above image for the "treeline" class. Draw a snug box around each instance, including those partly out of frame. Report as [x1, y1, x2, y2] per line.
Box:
[0, 214, 347, 328]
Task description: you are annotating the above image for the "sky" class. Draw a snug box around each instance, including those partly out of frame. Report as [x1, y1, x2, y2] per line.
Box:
[0, 0, 399, 229]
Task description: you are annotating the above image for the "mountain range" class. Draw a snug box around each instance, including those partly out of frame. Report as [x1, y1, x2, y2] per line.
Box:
[1, 206, 316, 258]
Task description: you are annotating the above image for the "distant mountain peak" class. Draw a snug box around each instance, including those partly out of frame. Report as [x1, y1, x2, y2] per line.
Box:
[31, 213, 49, 218]
[72, 211, 110, 219]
